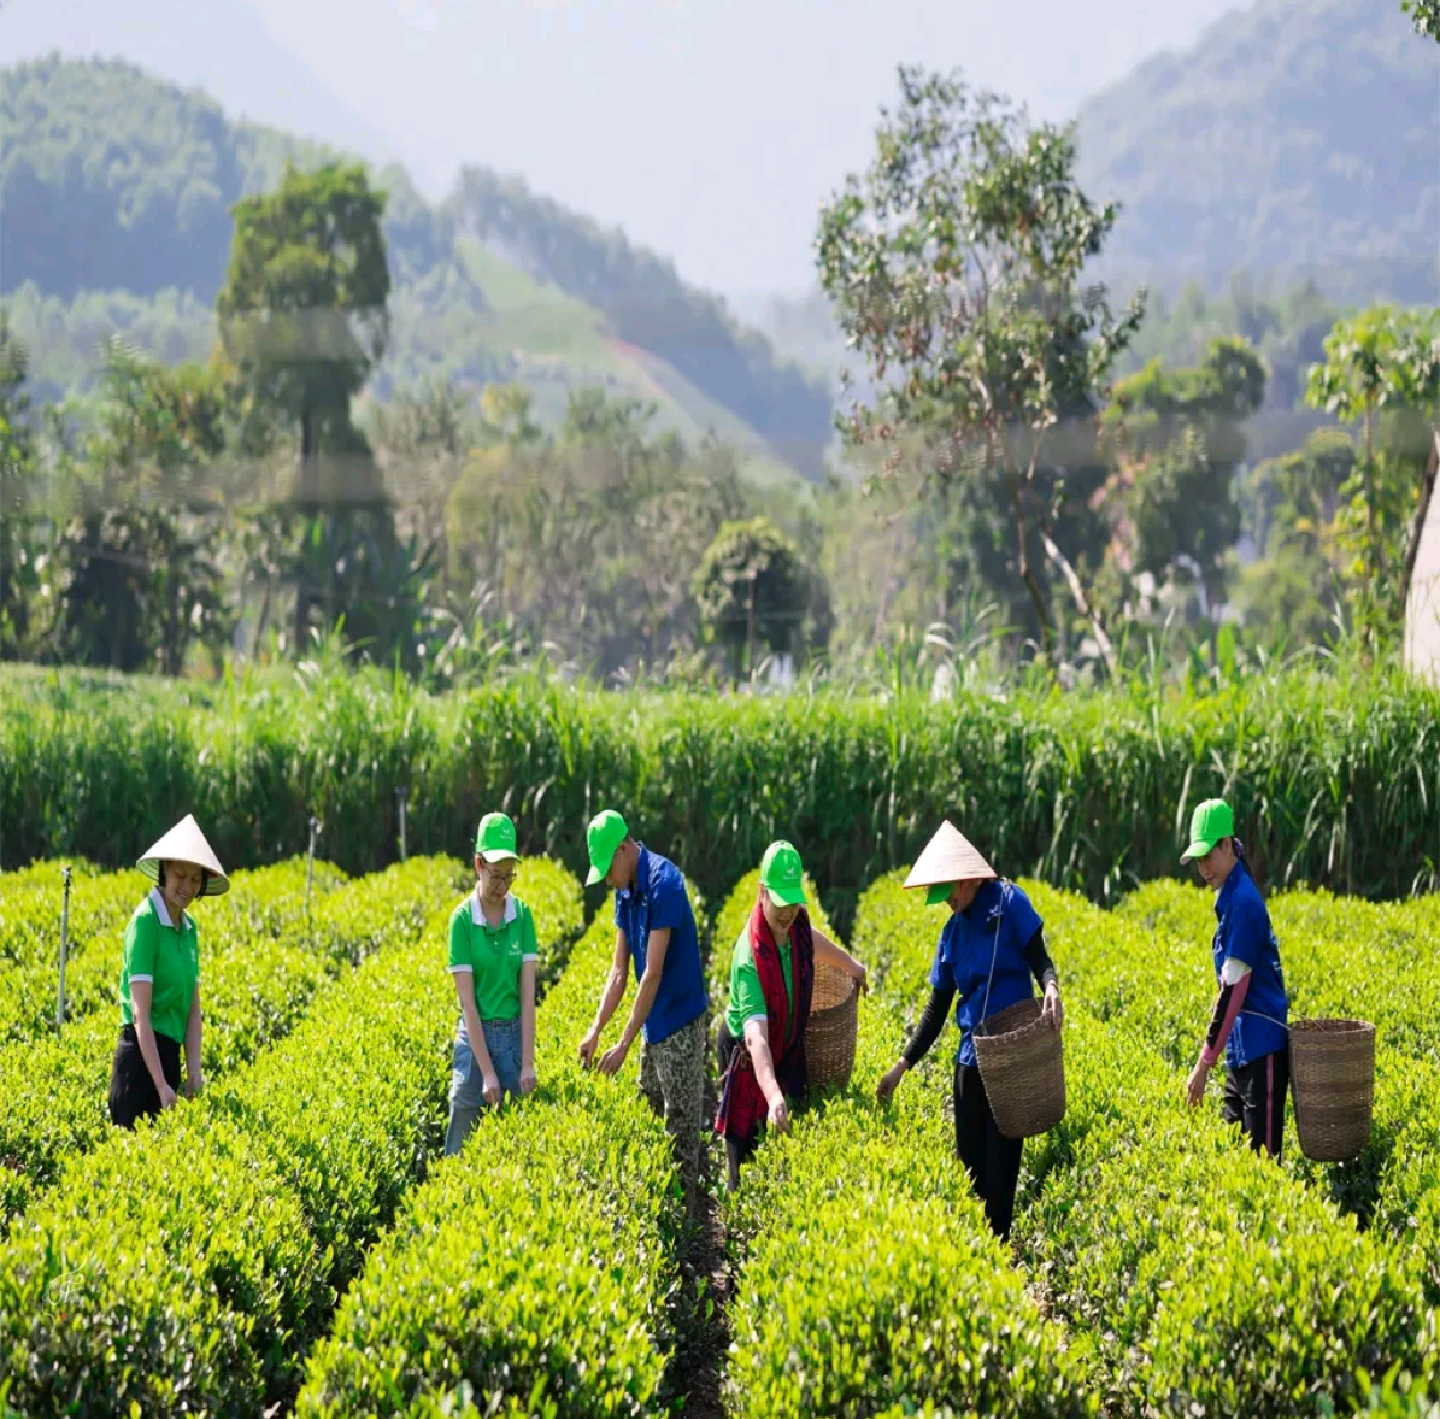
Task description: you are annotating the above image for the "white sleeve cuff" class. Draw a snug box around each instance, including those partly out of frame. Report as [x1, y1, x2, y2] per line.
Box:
[129, 974, 154, 984]
[1220, 957, 1252, 986]
[522, 954, 540, 963]
[447, 964, 474, 975]
[743, 1012, 768, 1028]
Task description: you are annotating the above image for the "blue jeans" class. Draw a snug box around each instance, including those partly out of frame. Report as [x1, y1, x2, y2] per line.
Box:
[444, 1016, 522, 1156]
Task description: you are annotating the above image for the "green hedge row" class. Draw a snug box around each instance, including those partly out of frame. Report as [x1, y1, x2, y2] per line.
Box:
[0, 857, 348, 1044]
[0, 856, 582, 1418]
[719, 869, 1097, 1417]
[2, 662, 1437, 916]
[295, 877, 705, 1418]
[0, 855, 461, 1221]
[843, 870, 1440, 1412]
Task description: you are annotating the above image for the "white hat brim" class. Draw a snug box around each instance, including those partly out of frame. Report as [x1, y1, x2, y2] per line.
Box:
[902, 820, 996, 890]
[137, 815, 229, 896]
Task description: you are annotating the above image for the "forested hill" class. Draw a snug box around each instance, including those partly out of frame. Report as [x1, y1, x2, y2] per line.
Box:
[0, 56, 835, 478]
[1072, 0, 1440, 304]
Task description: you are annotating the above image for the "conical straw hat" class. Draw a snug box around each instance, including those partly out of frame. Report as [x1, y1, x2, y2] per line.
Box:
[903, 820, 996, 890]
[136, 815, 229, 897]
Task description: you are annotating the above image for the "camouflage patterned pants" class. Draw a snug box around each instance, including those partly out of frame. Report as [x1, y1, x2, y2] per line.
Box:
[639, 1013, 707, 1200]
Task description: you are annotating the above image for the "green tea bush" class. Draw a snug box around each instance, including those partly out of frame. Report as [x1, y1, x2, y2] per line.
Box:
[0, 856, 463, 1221]
[1017, 1010, 1437, 1414]
[720, 873, 1096, 1418]
[295, 875, 707, 1418]
[0, 856, 581, 1417]
[0, 857, 346, 1043]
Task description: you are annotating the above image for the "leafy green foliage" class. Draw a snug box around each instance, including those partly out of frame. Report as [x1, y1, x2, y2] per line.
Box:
[721, 871, 1097, 1417]
[692, 517, 830, 681]
[296, 905, 690, 1418]
[0, 853, 579, 1416]
[3, 657, 1437, 910]
[817, 64, 1144, 656]
[0, 857, 456, 1221]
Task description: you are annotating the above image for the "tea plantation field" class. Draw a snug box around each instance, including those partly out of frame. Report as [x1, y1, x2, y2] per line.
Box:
[0, 854, 1435, 1417]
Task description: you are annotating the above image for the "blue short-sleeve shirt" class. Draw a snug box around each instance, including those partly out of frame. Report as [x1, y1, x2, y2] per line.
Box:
[929, 878, 1043, 1068]
[614, 844, 707, 1045]
[1212, 861, 1288, 1069]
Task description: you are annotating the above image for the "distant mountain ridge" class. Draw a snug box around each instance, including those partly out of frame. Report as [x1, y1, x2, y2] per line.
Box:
[1072, 0, 1440, 304]
[0, 55, 834, 479]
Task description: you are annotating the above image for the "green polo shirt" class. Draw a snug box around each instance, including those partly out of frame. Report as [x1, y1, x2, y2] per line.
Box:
[724, 925, 793, 1043]
[119, 891, 200, 1044]
[447, 892, 538, 1021]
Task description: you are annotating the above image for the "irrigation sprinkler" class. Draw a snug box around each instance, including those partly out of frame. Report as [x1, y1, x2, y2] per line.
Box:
[305, 815, 322, 921]
[57, 865, 72, 1030]
[397, 786, 409, 862]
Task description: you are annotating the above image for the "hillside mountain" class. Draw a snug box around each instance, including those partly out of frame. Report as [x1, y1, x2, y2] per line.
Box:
[0, 0, 399, 179]
[747, 0, 1437, 406]
[1073, 0, 1439, 304]
[0, 56, 833, 479]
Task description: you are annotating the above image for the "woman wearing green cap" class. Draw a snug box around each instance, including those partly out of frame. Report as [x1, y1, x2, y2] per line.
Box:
[443, 811, 539, 1156]
[109, 815, 229, 1128]
[714, 840, 868, 1189]
[1180, 798, 1290, 1157]
[874, 821, 1061, 1241]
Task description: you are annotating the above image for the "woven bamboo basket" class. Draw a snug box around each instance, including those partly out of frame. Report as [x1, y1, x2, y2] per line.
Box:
[973, 996, 1066, 1139]
[804, 960, 859, 1089]
[1289, 1017, 1375, 1162]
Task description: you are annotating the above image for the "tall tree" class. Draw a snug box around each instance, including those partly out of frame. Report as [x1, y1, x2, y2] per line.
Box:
[1401, 0, 1440, 41]
[45, 342, 231, 673]
[1305, 305, 1440, 639]
[816, 65, 1144, 668]
[0, 311, 39, 658]
[1101, 337, 1267, 637]
[216, 161, 392, 651]
[692, 517, 827, 683]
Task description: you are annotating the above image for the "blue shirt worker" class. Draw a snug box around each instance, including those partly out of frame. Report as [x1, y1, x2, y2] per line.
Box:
[578, 808, 709, 1212]
[876, 820, 1063, 1241]
[1182, 798, 1290, 1158]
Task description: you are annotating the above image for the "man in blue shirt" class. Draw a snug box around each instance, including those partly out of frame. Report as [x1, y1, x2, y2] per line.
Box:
[1182, 798, 1291, 1158]
[579, 808, 708, 1210]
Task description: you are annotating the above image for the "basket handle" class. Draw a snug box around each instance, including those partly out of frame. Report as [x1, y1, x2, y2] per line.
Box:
[977, 910, 1003, 1033]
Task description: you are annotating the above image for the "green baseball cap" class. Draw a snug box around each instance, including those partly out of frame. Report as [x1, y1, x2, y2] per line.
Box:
[1181, 798, 1234, 862]
[475, 812, 519, 863]
[760, 840, 807, 907]
[926, 882, 955, 907]
[586, 809, 628, 886]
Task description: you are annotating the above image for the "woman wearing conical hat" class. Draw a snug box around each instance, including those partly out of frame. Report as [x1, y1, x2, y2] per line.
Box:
[107, 815, 228, 1129]
[875, 821, 1062, 1241]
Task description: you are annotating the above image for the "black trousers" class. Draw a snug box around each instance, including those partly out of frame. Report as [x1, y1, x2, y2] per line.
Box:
[954, 1061, 1024, 1241]
[108, 1024, 182, 1129]
[1221, 1048, 1289, 1158]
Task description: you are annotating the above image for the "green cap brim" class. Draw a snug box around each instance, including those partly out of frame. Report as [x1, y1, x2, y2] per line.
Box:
[1180, 839, 1216, 863]
[586, 862, 606, 887]
[766, 884, 807, 908]
[926, 882, 955, 906]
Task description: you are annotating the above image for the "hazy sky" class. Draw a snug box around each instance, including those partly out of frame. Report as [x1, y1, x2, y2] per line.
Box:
[8, 0, 1247, 297]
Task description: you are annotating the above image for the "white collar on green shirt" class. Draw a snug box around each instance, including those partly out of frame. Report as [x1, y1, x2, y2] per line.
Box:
[471, 891, 518, 929]
[149, 887, 193, 932]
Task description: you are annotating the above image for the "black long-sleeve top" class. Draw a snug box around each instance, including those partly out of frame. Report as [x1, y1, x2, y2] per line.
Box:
[901, 927, 1057, 1068]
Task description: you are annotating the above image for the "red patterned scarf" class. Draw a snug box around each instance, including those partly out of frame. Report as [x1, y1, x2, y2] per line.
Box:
[714, 899, 815, 1143]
